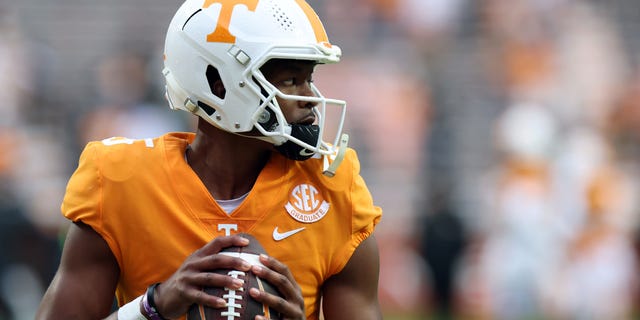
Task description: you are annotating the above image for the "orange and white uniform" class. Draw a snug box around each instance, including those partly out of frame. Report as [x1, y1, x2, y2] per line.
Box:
[61, 132, 382, 319]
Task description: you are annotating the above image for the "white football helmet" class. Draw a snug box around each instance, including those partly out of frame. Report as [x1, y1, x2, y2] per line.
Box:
[163, 0, 348, 175]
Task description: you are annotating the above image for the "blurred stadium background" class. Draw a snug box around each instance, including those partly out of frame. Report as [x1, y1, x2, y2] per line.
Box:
[2, 0, 640, 319]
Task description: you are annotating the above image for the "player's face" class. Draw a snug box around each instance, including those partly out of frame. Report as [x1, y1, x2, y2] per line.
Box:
[260, 59, 319, 126]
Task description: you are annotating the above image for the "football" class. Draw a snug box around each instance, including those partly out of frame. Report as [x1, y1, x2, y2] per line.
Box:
[186, 233, 282, 320]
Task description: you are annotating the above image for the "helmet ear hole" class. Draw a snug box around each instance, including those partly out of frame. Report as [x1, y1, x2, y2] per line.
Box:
[206, 65, 226, 99]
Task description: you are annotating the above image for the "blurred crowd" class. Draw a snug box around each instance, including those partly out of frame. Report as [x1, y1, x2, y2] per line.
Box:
[2, 0, 640, 319]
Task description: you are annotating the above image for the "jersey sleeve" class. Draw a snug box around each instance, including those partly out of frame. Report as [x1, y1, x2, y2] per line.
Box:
[349, 152, 382, 241]
[329, 149, 382, 275]
[61, 141, 122, 263]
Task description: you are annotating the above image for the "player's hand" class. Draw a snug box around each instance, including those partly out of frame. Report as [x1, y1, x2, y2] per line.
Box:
[152, 235, 253, 319]
[249, 254, 305, 320]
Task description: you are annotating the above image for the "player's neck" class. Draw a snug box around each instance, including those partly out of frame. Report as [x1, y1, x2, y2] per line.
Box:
[187, 122, 271, 200]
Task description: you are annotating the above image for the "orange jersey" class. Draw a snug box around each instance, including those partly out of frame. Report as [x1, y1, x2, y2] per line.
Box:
[62, 132, 382, 319]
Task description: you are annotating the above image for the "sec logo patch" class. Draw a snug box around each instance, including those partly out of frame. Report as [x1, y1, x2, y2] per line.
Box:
[285, 183, 330, 223]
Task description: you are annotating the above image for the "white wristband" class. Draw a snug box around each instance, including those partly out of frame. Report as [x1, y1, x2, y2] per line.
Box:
[117, 295, 146, 320]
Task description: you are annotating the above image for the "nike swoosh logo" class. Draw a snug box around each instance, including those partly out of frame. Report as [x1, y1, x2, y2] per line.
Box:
[299, 149, 315, 156]
[272, 227, 306, 241]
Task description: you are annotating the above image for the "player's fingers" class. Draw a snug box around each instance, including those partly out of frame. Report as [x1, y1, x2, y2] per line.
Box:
[256, 254, 300, 297]
[153, 276, 231, 318]
[249, 287, 304, 320]
[182, 286, 228, 309]
[189, 252, 252, 272]
[193, 271, 245, 291]
[194, 235, 249, 256]
[259, 254, 294, 279]
[251, 255, 304, 313]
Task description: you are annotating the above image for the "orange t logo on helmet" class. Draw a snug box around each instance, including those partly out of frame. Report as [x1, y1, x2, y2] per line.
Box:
[203, 0, 259, 43]
[292, 0, 330, 45]
[203, 0, 331, 46]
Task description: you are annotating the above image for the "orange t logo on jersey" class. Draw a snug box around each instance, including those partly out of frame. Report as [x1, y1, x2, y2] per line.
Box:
[203, 0, 259, 43]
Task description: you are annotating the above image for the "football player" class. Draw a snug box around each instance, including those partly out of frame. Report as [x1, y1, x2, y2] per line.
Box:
[36, 0, 382, 319]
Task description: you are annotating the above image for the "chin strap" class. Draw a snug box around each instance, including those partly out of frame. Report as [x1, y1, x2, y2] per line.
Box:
[250, 122, 349, 178]
[273, 124, 320, 161]
[322, 133, 349, 177]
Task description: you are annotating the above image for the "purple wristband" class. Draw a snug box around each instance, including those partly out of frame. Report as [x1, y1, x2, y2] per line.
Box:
[142, 283, 166, 320]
